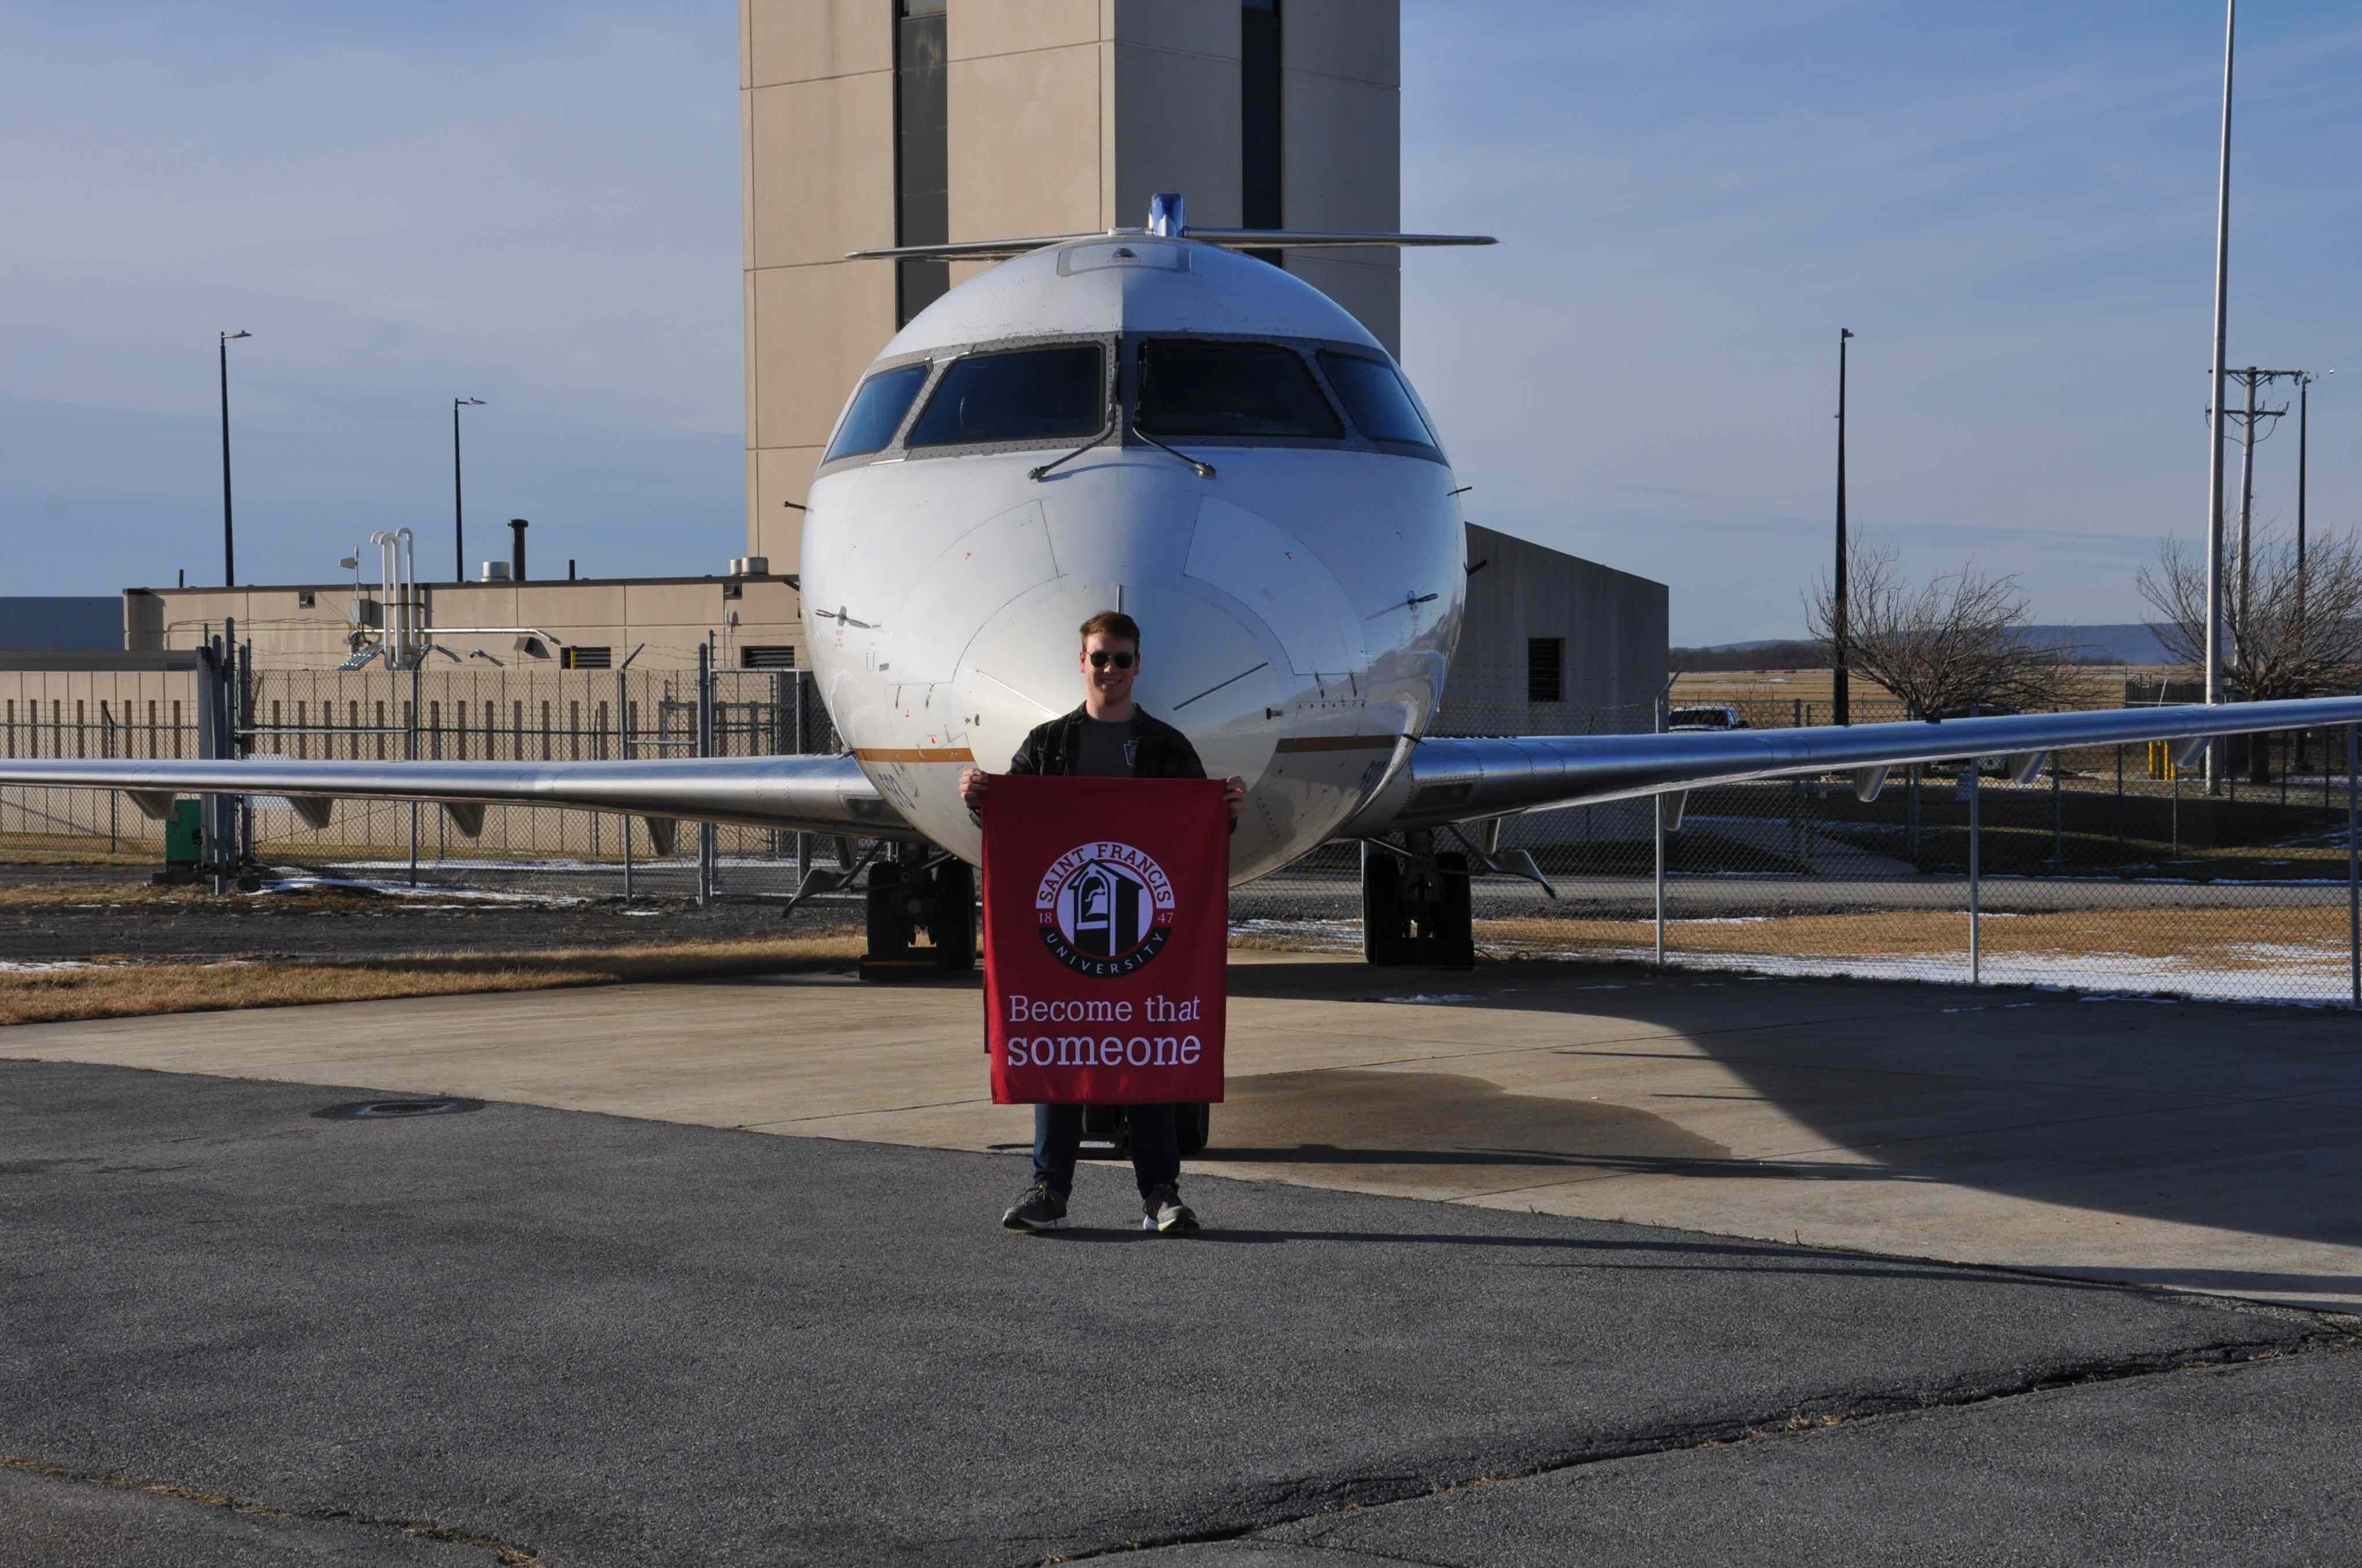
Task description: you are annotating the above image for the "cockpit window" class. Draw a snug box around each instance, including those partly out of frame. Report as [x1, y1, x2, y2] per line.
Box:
[823, 363, 931, 462]
[1317, 351, 1437, 448]
[905, 344, 1106, 448]
[1136, 340, 1343, 439]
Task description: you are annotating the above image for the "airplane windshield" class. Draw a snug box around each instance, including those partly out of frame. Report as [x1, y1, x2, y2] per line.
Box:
[1317, 352, 1437, 448]
[906, 345, 1106, 448]
[823, 363, 931, 462]
[1135, 340, 1343, 440]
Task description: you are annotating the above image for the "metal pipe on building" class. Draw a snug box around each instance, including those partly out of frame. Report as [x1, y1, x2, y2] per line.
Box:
[397, 527, 417, 667]
[510, 518, 529, 583]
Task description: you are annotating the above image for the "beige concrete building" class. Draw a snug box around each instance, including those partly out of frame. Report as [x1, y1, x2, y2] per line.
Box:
[122, 573, 804, 674]
[742, 0, 1403, 571]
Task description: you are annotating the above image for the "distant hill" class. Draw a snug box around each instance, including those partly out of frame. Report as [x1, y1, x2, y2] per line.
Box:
[1675, 623, 2176, 671]
[2021, 624, 2175, 665]
[0, 597, 120, 652]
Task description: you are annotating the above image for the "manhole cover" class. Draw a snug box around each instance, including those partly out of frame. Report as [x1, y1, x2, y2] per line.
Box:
[312, 1098, 486, 1121]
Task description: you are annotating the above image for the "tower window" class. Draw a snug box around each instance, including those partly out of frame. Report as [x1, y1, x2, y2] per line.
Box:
[1241, 1, 1283, 268]
[895, 1, 949, 326]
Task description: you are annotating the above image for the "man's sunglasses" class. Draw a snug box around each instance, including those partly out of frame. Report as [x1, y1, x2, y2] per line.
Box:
[1087, 650, 1136, 670]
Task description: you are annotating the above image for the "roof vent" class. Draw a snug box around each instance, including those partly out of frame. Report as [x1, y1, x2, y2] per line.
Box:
[1147, 192, 1185, 238]
[481, 561, 510, 581]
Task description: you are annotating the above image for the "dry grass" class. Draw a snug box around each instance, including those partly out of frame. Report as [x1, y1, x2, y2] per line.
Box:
[1670, 665, 2159, 715]
[0, 880, 234, 909]
[0, 833, 158, 867]
[0, 880, 489, 911]
[1473, 906, 2354, 970]
[0, 934, 863, 1028]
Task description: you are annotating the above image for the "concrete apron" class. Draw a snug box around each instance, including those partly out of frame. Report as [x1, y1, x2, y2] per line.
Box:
[11, 951, 2362, 1311]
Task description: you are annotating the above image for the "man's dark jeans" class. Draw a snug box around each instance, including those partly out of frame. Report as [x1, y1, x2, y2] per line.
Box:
[1033, 1104, 1179, 1198]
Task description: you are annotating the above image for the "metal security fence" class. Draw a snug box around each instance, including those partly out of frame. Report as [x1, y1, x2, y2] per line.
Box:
[6, 660, 2359, 1006]
[0, 689, 202, 857]
[233, 661, 846, 898]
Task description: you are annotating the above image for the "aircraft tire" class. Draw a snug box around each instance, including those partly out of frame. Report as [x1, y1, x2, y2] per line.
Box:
[1081, 1104, 1127, 1149]
[1361, 841, 1414, 965]
[1431, 850, 1476, 969]
[865, 859, 908, 958]
[1176, 1102, 1211, 1157]
[930, 858, 977, 969]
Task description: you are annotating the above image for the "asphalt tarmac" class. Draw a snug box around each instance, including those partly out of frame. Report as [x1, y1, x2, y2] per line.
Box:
[6, 1057, 2358, 1567]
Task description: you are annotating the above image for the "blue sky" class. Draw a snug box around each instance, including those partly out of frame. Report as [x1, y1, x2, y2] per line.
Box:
[4, 2, 2357, 641]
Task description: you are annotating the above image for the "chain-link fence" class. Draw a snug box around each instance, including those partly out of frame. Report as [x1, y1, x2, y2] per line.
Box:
[0, 688, 201, 859]
[1229, 697, 2362, 1008]
[6, 664, 2359, 1005]
[233, 663, 848, 898]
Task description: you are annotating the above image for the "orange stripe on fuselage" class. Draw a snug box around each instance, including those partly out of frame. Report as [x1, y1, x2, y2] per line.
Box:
[852, 746, 977, 763]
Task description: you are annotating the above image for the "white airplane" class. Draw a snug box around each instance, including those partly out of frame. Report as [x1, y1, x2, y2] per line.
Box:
[10, 193, 2361, 980]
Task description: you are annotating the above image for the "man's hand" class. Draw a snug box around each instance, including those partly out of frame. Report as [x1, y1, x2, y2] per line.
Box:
[1224, 776, 1247, 825]
[959, 766, 992, 811]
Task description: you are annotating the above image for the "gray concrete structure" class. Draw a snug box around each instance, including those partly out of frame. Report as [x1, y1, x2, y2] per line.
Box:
[1439, 523, 1670, 842]
[1443, 523, 1669, 734]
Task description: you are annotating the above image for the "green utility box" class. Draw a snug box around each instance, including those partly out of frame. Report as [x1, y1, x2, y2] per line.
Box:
[162, 798, 202, 879]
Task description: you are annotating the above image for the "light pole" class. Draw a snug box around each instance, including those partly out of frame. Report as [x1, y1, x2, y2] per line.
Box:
[219, 330, 250, 585]
[1833, 327, 1854, 726]
[2297, 371, 2331, 613]
[454, 397, 485, 581]
[2202, 0, 2236, 792]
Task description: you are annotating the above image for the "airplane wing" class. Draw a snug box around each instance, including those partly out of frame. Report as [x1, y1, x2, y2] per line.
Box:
[0, 753, 919, 842]
[1345, 697, 2362, 836]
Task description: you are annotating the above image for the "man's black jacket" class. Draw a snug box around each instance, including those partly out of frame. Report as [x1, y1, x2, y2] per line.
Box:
[1005, 705, 1206, 780]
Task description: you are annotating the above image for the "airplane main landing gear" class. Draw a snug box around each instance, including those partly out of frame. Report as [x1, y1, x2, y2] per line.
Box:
[1081, 1102, 1213, 1157]
[860, 849, 977, 980]
[1361, 831, 1474, 968]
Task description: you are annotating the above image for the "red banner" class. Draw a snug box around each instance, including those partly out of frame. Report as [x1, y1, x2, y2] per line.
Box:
[982, 776, 1229, 1105]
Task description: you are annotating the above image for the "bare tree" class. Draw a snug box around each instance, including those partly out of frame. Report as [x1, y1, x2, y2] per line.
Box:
[2138, 525, 2362, 704]
[1807, 540, 2079, 719]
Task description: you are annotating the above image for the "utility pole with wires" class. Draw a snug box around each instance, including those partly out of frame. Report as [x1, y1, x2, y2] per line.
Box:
[2206, 365, 2295, 674]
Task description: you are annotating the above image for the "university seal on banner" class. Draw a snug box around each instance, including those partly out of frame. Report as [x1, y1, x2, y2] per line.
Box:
[1036, 840, 1176, 977]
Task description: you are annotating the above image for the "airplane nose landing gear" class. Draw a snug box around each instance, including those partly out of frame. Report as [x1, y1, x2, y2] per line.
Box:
[1360, 831, 1475, 968]
[860, 849, 978, 980]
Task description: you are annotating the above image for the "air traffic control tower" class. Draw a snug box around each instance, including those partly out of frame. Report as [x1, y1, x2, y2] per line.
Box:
[740, 0, 1403, 573]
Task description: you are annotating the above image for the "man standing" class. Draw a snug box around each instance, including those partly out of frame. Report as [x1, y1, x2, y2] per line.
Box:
[959, 610, 1246, 1235]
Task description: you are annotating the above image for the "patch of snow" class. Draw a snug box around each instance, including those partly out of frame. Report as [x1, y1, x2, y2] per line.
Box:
[256, 875, 586, 907]
[0, 960, 91, 972]
[1381, 993, 1476, 1005]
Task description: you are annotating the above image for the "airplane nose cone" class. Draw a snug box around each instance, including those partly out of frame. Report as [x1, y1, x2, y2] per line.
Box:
[957, 580, 1283, 787]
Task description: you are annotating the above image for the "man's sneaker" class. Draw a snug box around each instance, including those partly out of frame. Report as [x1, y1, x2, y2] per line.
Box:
[1001, 1182, 1068, 1231]
[1141, 1183, 1200, 1235]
